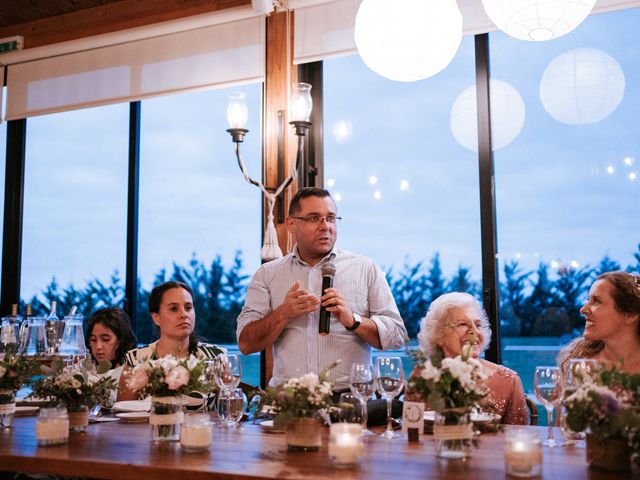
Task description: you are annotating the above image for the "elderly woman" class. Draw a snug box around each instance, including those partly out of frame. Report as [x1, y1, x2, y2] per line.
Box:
[117, 281, 224, 400]
[558, 271, 640, 374]
[406, 292, 528, 425]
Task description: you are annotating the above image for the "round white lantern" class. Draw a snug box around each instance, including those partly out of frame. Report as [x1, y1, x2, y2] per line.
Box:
[481, 0, 596, 41]
[450, 79, 525, 152]
[354, 0, 462, 82]
[539, 48, 625, 125]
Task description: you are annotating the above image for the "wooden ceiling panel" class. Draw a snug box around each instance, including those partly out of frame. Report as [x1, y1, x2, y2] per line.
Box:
[0, 0, 251, 49]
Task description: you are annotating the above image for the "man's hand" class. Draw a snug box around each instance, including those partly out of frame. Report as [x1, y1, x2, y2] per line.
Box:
[321, 287, 354, 328]
[280, 282, 320, 322]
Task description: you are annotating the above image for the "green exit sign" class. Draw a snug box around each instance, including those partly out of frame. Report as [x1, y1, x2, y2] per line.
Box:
[0, 36, 24, 53]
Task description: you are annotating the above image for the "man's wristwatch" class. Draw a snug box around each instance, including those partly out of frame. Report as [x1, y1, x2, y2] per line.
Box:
[346, 312, 362, 331]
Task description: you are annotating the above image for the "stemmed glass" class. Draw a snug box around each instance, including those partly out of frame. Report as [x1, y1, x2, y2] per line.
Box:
[534, 366, 563, 447]
[213, 354, 242, 391]
[375, 356, 405, 439]
[349, 363, 375, 436]
[561, 358, 600, 447]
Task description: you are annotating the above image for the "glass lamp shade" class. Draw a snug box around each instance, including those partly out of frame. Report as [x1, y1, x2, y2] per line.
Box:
[539, 48, 625, 125]
[290, 83, 313, 122]
[481, 0, 597, 41]
[227, 92, 248, 129]
[450, 79, 525, 152]
[354, 0, 462, 82]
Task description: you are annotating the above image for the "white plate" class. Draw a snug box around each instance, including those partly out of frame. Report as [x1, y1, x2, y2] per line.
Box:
[14, 406, 39, 416]
[112, 399, 151, 412]
[258, 419, 284, 434]
[116, 412, 150, 423]
[423, 411, 501, 424]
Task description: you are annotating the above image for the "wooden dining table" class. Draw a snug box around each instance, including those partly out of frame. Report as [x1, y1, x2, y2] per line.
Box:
[0, 417, 637, 480]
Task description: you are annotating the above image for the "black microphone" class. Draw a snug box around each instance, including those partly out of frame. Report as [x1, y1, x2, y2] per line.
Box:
[319, 263, 336, 336]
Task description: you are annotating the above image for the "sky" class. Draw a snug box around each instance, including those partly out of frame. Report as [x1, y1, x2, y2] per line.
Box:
[1, 7, 638, 301]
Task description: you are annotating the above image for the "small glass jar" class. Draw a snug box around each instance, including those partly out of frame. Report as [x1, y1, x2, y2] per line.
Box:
[180, 413, 212, 452]
[36, 407, 69, 446]
[328, 423, 364, 468]
[504, 428, 542, 477]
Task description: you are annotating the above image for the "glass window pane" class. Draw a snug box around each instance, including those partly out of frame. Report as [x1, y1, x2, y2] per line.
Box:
[0, 115, 5, 294]
[138, 85, 262, 385]
[323, 37, 481, 352]
[492, 8, 640, 421]
[22, 104, 129, 316]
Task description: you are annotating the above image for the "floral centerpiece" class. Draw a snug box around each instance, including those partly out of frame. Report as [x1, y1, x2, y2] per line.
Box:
[0, 350, 41, 428]
[126, 354, 215, 442]
[564, 367, 640, 472]
[408, 346, 488, 459]
[32, 357, 116, 431]
[262, 363, 335, 451]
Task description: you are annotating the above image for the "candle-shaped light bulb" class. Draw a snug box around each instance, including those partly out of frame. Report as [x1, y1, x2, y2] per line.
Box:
[227, 92, 248, 129]
[290, 83, 313, 122]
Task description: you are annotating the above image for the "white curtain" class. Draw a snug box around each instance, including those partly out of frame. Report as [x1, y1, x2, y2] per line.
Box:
[5, 15, 265, 120]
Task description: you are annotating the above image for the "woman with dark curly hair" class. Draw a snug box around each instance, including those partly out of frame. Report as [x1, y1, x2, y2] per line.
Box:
[558, 271, 640, 374]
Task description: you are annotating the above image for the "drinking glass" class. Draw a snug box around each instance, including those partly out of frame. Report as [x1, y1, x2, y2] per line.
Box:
[349, 363, 375, 436]
[338, 392, 363, 424]
[375, 356, 404, 439]
[534, 366, 563, 447]
[213, 354, 242, 391]
[216, 387, 244, 428]
[562, 358, 600, 447]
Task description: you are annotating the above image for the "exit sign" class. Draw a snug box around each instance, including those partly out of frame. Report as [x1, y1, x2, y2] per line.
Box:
[0, 36, 24, 53]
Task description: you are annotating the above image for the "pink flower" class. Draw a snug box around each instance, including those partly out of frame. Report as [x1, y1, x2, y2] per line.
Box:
[165, 366, 189, 391]
[126, 367, 149, 392]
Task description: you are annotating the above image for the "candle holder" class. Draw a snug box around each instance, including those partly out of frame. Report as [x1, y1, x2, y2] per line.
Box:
[180, 413, 212, 452]
[328, 423, 364, 468]
[504, 428, 542, 477]
[36, 407, 69, 446]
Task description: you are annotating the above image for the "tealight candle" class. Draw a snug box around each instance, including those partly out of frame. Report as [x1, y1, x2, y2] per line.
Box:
[329, 423, 365, 468]
[36, 407, 69, 446]
[180, 413, 212, 452]
[504, 428, 542, 477]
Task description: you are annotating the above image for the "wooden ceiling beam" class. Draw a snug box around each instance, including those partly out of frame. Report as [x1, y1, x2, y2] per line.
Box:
[0, 0, 251, 49]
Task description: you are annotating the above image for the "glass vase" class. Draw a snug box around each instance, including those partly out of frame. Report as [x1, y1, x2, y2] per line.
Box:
[433, 412, 473, 459]
[285, 417, 322, 451]
[0, 389, 16, 429]
[150, 396, 183, 442]
[68, 405, 89, 432]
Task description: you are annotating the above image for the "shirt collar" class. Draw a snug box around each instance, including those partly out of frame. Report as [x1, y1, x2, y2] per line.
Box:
[291, 244, 338, 266]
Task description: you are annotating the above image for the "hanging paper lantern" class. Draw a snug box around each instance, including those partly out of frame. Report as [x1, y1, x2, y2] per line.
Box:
[354, 0, 462, 82]
[481, 0, 596, 41]
[450, 79, 525, 152]
[539, 48, 625, 125]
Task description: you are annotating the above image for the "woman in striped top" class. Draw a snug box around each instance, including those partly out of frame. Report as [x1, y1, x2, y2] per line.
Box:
[117, 281, 224, 401]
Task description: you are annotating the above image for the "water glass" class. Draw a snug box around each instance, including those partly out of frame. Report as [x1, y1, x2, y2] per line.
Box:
[375, 356, 404, 439]
[534, 366, 563, 447]
[337, 392, 363, 424]
[216, 387, 244, 428]
[349, 363, 375, 436]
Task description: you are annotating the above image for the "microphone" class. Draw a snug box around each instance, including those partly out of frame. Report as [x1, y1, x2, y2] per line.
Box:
[319, 262, 336, 336]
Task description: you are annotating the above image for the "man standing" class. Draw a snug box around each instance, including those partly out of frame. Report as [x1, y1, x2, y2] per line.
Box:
[237, 187, 406, 390]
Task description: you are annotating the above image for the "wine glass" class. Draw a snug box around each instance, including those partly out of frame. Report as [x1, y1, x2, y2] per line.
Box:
[375, 356, 405, 439]
[349, 363, 375, 436]
[561, 358, 600, 447]
[534, 366, 563, 447]
[214, 354, 242, 391]
[337, 392, 363, 424]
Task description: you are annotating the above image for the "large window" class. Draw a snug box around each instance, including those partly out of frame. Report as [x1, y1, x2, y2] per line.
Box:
[138, 84, 263, 384]
[491, 9, 640, 399]
[323, 37, 482, 345]
[22, 104, 129, 316]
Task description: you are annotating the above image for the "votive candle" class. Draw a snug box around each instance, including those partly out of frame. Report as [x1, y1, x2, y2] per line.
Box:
[36, 407, 69, 446]
[329, 423, 365, 468]
[504, 428, 542, 477]
[180, 413, 212, 452]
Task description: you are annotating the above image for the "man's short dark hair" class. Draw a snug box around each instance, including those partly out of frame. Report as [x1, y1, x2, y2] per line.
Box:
[288, 187, 333, 216]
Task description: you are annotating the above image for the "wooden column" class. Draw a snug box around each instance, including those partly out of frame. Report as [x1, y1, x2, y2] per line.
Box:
[261, 10, 298, 386]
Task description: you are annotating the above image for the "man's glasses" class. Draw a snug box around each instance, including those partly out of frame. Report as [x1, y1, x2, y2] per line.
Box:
[290, 214, 342, 224]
